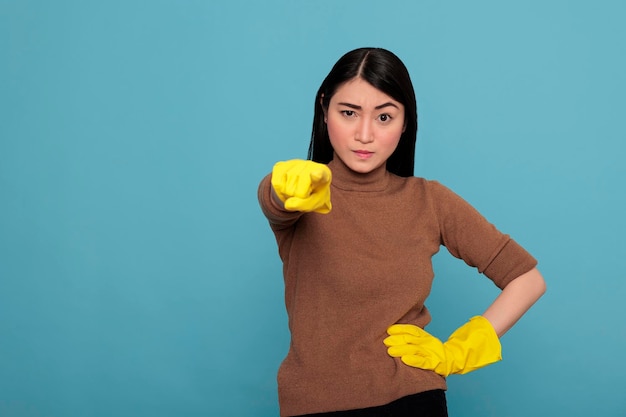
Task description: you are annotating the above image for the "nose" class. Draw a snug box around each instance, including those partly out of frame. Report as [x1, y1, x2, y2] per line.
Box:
[354, 119, 374, 144]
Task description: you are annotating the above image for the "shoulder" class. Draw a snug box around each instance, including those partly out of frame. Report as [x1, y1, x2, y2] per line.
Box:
[397, 176, 483, 220]
[392, 174, 458, 199]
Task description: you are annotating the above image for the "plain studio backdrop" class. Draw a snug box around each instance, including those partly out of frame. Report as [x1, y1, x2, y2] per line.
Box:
[1, 1, 625, 416]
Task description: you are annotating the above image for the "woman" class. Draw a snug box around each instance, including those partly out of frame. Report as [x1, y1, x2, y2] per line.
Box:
[258, 47, 546, 417]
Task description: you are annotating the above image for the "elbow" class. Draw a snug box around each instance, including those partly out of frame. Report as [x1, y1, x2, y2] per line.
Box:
[530, 267, 547, 300]
[536, 279, 547, 302]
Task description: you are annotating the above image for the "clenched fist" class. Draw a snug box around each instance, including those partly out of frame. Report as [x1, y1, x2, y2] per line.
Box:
[271, 159, 332, 214]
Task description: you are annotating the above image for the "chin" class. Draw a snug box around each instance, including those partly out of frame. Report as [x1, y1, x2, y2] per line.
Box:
[350, 162, 381, 174]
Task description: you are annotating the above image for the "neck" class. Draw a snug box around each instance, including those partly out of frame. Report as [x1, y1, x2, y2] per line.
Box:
[328, 155, 390, 192]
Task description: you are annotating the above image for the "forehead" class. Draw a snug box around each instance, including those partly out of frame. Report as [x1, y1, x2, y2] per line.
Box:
[330, 78, 400, 107]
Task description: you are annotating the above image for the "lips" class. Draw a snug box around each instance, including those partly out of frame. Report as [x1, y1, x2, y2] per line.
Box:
[354, 150, 373, 159]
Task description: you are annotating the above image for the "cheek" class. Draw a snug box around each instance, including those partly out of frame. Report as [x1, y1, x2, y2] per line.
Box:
[326, 118, 347, 143]
[382, 128, 403, 147]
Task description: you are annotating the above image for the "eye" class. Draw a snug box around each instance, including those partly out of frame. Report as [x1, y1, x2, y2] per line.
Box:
[341, 110, 356, 118]
[378, 113, 393, 123]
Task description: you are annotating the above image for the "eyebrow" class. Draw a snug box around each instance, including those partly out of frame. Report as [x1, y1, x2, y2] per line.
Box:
[337, 102, 400, 110]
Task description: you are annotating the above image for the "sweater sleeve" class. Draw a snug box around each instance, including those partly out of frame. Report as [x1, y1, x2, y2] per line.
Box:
[258, 173, 303, 230]
[428, 181, 537, 289]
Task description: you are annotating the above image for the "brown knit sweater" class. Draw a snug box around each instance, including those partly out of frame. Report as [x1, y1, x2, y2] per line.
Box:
[258, 157, 537, 416]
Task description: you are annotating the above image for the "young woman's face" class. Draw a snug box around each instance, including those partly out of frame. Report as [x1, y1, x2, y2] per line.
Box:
[325, 77, 405, 174]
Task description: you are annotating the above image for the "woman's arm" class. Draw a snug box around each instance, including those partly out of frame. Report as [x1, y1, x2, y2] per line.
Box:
[482, 267, 547, 337]
[385, 267, 546, 375]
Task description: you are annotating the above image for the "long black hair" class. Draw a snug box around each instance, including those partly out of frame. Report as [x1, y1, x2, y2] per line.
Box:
[307, 48, 418, 177]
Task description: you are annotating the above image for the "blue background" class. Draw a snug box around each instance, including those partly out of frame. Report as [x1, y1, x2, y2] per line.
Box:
[1, 1, 625, 416]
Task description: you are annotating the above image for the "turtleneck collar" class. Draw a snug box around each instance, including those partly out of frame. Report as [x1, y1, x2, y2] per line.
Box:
[328, 155, 391, 192]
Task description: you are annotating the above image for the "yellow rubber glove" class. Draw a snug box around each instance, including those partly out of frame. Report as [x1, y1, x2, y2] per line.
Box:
[271, 159, 332, 214]
[384, 316, 502, 377]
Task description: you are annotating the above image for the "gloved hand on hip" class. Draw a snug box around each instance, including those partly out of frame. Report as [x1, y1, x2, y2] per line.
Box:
[384, 316, 502, 377]
[271, 159, 332, 214]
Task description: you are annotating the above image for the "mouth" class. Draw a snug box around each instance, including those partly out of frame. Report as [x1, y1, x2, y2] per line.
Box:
[353, 150, 374, 159]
